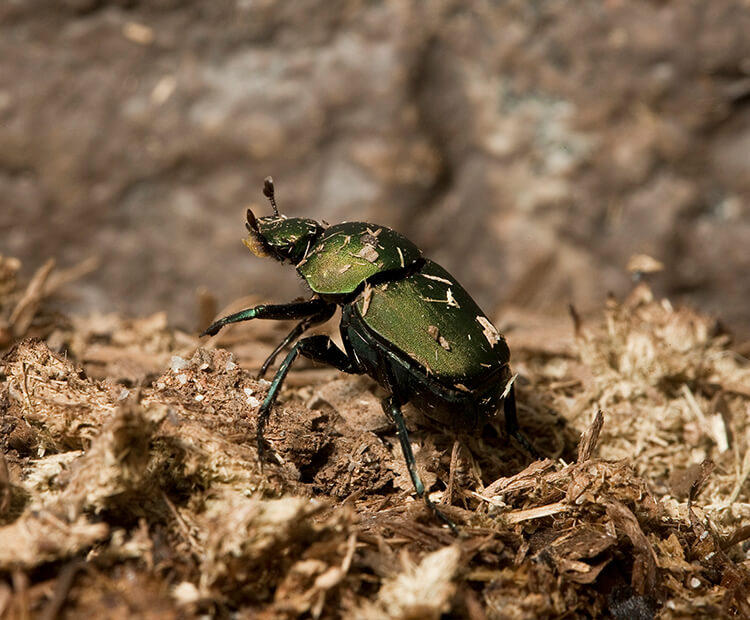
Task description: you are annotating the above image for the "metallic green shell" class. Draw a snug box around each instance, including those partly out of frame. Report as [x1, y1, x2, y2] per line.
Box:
[353, 260, 509, 385]
[297, 222, 422, 295]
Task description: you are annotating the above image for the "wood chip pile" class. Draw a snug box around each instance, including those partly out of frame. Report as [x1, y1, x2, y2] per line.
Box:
[1, 255, 749, 618]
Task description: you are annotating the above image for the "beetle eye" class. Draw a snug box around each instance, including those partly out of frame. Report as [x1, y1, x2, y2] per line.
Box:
[246, 209, 259, 233]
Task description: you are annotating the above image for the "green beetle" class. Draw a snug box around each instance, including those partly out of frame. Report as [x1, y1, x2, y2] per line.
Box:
[203, 178, 538, 530]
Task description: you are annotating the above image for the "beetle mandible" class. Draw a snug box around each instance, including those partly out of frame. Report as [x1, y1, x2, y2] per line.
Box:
[202, 177, 539, 530]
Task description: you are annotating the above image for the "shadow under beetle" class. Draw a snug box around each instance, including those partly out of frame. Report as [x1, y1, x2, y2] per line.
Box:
[202, 178, 539, 531]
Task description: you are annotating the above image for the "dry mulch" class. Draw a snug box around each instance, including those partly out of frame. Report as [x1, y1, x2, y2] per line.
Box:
[1, 254, 749, 618]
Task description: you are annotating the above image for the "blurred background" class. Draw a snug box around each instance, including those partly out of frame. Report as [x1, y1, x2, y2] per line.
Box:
[2, 0, 750, 338]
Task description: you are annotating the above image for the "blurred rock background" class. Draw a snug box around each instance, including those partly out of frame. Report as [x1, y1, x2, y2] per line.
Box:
[2, 0, 749, 337]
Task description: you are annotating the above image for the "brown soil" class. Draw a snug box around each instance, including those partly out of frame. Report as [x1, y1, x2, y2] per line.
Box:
[1, 256, 749, 618]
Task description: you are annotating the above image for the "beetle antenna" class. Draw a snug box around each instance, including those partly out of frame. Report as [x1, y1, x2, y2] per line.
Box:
[262, 176, 279, 216]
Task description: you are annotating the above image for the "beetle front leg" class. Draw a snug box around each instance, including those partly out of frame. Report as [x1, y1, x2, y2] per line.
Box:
[256, 334, 360, 461]
[201, 298, 332, 337]
[381, 395, 458, 534]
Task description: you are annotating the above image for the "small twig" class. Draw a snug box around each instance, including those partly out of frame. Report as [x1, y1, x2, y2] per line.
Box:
[196, 286, 218, 335]
[727, 447, 750, 506]
[43, 256, 99, 296]
[162, 491, 202, 560]
[9, 258, 55, 337]
[39, 559, 85, 620]
[577, 410, 604, 464]
[441, 440, 460, 506]
[688, 458, 715, 505]
[471, 487, 569, 522]
[682, 384, 729, 453]
[20, 362, 34, 414]
[0, 452, 10, 515]
[504, 500, 568, 524]
[11, 570, 29, 620]
[721, 524, 750, 551]
[604, 499, 658, 594]
[568, 303, 582, 337]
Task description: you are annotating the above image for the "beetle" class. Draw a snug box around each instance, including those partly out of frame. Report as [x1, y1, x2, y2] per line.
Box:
[202, 177, 539, 530]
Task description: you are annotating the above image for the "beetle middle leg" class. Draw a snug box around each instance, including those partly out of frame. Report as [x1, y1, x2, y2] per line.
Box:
[257, 304, 337, 378]
[381, 395, 458, 534]
[256, 334, 361, 460]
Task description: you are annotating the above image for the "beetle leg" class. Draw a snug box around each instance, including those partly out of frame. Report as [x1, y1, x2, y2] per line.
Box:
[381, 395, 458, 534]
[258, 304, 337, 378]
[256, 335, 361, 461]
[201, 298, 332, 337]
[503, 384, 541, 460]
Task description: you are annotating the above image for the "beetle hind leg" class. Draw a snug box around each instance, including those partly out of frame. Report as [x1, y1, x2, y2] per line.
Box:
[503, 384, 541, 460]
[381, 395, 458, 534]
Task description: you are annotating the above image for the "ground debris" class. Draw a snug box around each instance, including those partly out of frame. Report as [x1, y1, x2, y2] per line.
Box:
[1, 265, 750, 617]
[196, 493, 347, 606]
[350, 545, 460, 620]
[0, 511, 108, 570]
[0, 255, 96, 350]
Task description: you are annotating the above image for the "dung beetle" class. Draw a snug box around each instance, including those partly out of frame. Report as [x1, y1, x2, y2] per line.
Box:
[202, 177, 539, 531]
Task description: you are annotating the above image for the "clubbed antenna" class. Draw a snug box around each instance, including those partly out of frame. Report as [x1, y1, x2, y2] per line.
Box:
[263, 176, 279, 216]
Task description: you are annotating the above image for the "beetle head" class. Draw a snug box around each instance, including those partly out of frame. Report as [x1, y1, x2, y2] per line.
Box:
[242, 178, 324, 264]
